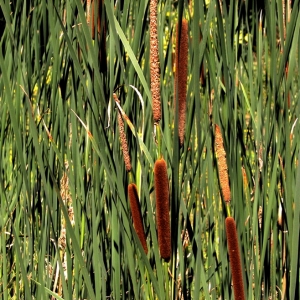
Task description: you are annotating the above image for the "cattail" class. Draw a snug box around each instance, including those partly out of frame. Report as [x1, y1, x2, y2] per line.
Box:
[214, 124, 231, 202]
[114, 94, 131, 172]
[174, 19, 188, 146]
[154, 158, 171, 261]
[241, 166, 248, 189]
[225, 217, 245, 300]
[150, 0, 161, 124]
[89, 0, 106, 71]
[89, 0, 104, 40]
[128, 183, 148, 254]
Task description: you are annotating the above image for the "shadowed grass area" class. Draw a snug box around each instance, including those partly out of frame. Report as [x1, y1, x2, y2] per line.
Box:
[0, 0, 299, 299]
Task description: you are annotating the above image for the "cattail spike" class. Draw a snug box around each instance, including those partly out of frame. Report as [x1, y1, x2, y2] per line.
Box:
[215, 124, 231, 202]
[150, 0, 161, 124]
[174, 19, 189, 146]
[128, 183, 148, 254]
[114, 94, 131, 172]
[89, 0, 104, 40]
[154, 158, 171, 261]
[225, 217, 245, 300]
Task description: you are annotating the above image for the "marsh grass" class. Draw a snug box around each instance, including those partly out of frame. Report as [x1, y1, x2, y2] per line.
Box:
[0, 0, 299, 299]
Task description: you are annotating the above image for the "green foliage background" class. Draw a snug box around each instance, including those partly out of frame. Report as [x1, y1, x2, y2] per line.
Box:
[0, 0, 299, 299]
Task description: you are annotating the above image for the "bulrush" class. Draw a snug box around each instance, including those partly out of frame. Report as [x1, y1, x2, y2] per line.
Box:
[154, 158, 171, 261]
[225, 217, 245, 300]
[149, 0, 161, 124]
[128, 183, 148, 254]
[114, 94, 131, 172]
[214, 124, 231, 202]
[174, 19, 189, 146]
[89, 0, 106, 71]
[88, 0, 104, 40]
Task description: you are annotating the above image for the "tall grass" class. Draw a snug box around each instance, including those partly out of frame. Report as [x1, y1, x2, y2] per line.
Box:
[0, 0, 299, 299]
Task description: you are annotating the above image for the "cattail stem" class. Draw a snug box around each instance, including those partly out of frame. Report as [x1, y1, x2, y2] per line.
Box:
[174, 19, 188, 147]
[150, 0, 161, 124]
[156, 124, 162, 158]
[154, 158, 171, 261]
[128, 183, 148, 254]
[285, 62, 290, 108]
[86, 0, 91, 25]
[225, 217, 245, 300]
[214, 124, 231, 203]
[114, 93, 132, 172]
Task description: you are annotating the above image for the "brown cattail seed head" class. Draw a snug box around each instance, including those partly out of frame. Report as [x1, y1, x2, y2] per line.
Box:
[215, 124, 231, 202]
[225, 217, 245, 300]
[114, 94, 131, 172]
[154, 158, 171, 261]
[89, 0, 104, 40]
[174, 19, 189, 146]
[128, 184, 148, 254]
[88, 0, 106, 71]
[150, 0, 161, 124]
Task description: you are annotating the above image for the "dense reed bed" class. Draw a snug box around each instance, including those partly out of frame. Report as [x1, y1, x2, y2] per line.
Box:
[0, 0, 299, 299]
